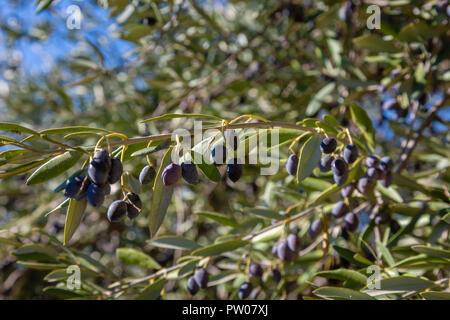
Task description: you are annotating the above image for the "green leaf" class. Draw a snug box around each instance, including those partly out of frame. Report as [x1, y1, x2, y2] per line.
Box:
[296, 134, 322, 183]
[421, 291, 450, 300]
[353, 34, 400, 53]
[40, 126, 111, 135]
[191, 151, 221, 182]
[299, 177, 332, 192]
[188, 0, 225, 36]
[411, 245, 450, 259]
[0, 237, 22, 247]
[0, 134, 18, 143]
[149, 147, 175, 237]
[353, 254, 374, 266]
[0, 158, 50, 179]
[398, 21, 437, 42]
[13, 244, 58, 261]
[377, 276, 434, 292]
[0, 149, 29, 160]
[387, 209, 423, 248]
[376, 183, 403, 202]
[44, 269, 71, 283]
[314, 269, 367, 287]
[323, 114, 340, 127]
[242, 207, 281, 220]
[392, 173, 427, 194]
[0, 122, 40, 136]
[141, 113, 222, 123]
[45, 199, 70, 217]
[376, 241, 396, 267]
[26, 151, 83, 185]
[192, 239, 249, 257]
[131, 145, 169, 158]
[250, 225, 283, 243]
[63, 199, 88, 245]
[17, 261, 66, 270]
[208, 271, 238, 287]
[117, 248, 161, 269]
[36, 0, 54, 13]
[316, 121, 339, 135]
[149, 235, 201, 251]
[313, 287, 375, 300]
[350, 104, 375, 151]
[196, 211, 241, 229]
[43, 287, 84, 299]
[306, 83, 336, 116]
[136, 278, 166, 300]
[333, 245, 371, 267]
[442, 212, 450, 224]
[66, 72, 103, 87]
[71, 248, 118, 279]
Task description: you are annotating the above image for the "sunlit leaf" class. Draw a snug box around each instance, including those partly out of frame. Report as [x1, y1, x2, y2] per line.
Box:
[192, 239, 249, 257]
[26, 151, 83, 185]
[117, 248, 161, 269]
[63, 199, 88, 245]
[149, 235, 201, 251]
[149, 148, 174, 237]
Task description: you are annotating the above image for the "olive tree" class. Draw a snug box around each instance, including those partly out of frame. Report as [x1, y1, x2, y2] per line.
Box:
[0, 0, 449, 300]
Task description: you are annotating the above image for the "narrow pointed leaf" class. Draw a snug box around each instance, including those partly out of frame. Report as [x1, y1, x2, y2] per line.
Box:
[350, 104, 375, 151]
[26, 151, 83, 185]
[149, 147, 174, 237]
[136, 278, 166, 300]
[192, 239, 249, 257]
[63, 199, 88, 245]
[117, 248, 161, 269]
[313, 287, 375, 300]
[149, 235, 201, 251]
[296, 134, 322, 183]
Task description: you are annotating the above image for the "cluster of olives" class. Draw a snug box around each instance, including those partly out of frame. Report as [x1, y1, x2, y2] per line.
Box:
[238, 263, 283, 299]
[286, 136, 358, 188]
[330, 155, 394, 233]
[186, 268, 209, 295]
[64, 150, 121, 206]
[160, 130, 243, 186]
[64, 149, 144, 223]
[271, 231, 301, 263]
[287, 136, 398, 236]
[187, 262, 282, 299]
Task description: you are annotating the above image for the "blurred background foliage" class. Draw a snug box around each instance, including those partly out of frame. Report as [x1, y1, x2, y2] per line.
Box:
[0, 0, 449, 299]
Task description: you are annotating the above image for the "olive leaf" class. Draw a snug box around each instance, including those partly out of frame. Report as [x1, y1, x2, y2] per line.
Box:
[192, 239, 249, 257]
[26, 151, 83, 185]
[136, 278, 166, 300]
[295, 134, 322, 184]
[116, 248, 161, 269]
[149, 147, 175, 237]
[149, 235, 201, 251]
[63, 199, 88, 245]
[349, 104, 375, 152]
[313, 287, 375, 300]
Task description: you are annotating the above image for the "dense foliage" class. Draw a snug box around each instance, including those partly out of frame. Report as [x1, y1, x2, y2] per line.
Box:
[0, 0, 449, 300]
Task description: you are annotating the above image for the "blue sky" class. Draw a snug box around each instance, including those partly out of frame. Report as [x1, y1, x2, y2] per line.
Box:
[0, 0, 136, 77]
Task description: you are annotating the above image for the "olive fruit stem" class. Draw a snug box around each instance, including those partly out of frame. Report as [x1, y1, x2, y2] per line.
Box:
[229, 114, 269, 125]
[345, 128, 353, 145]
[145, 140, 156, 167]
[288, 132, 310, 154]
[94, 133, 128, 154]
